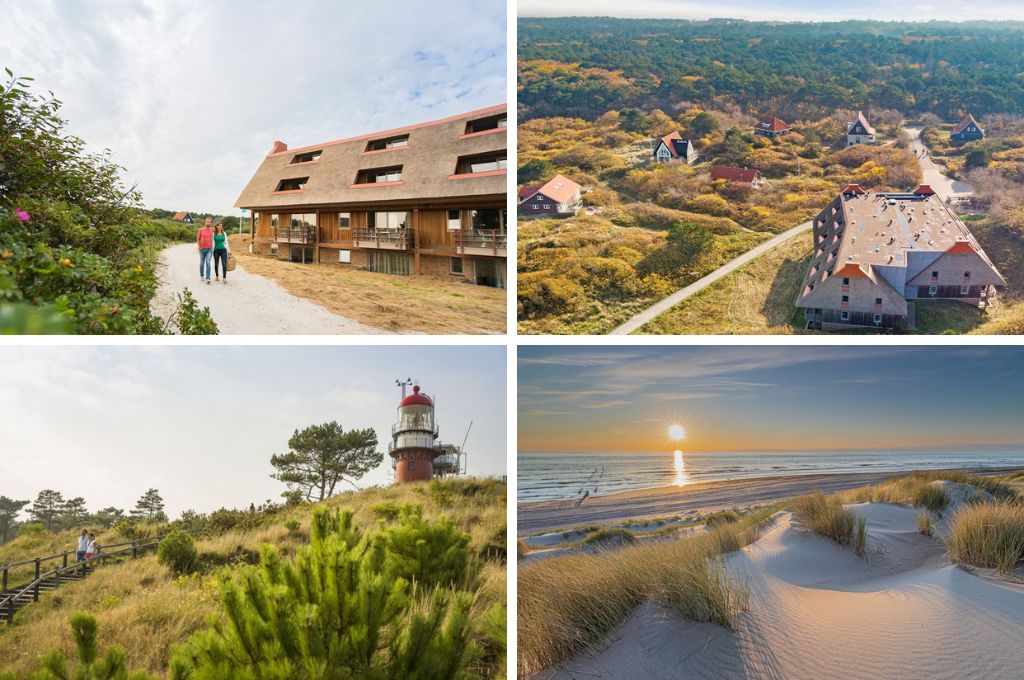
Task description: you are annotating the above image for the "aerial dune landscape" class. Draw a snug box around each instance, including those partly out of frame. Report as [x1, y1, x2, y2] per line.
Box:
[518, 346, 1024, 679]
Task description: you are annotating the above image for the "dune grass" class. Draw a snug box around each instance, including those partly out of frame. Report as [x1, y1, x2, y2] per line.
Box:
[794, 492, 868, 557]
[918, 511, 934, 537]
[837, 471, 1018, 513]
[582, 527, 637, 547]
[0, 479, 506, 678]
[517, 505, 778, 676]
[947, 501, 1024, 574]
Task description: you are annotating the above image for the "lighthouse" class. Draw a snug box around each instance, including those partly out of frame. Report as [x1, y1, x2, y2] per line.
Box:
[389, 385, 442, 483]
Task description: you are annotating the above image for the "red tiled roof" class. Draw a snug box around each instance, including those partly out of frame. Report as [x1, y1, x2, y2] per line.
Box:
[172, 211, 187, 221]
[656, 131, 689, 157]
[946, 241, 977, 255]
[952, 114, 983, 135]
[835, 262, 869, 278]
[710, 166, 761, 183]
[842, 183, 867, 195]
[536, 174, 581, 204]
[756, 117, 791, 133]
[913, 185, 936, 196]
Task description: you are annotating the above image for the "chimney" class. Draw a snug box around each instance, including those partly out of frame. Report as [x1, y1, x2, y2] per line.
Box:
[271, 140, 288, 154]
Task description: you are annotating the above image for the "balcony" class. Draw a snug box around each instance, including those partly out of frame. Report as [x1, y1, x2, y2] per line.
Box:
[455, 229, 507, 257]
[272, 226, 316, 243]
[353, 228, 411, 250]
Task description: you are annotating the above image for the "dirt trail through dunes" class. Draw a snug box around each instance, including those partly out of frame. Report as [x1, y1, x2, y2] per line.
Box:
[152, 243, 385, 334]
[904, 126, 975, 201]
[535, 507, 1024, 680]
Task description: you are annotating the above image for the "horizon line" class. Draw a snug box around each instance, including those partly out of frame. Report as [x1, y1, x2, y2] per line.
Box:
[517, 15, 1024, 25]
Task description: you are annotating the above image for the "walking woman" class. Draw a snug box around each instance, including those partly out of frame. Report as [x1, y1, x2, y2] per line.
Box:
[213, 222, 230, 284]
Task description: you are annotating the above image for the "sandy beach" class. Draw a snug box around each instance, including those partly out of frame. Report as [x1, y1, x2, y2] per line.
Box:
[518, 467, 1023, 534]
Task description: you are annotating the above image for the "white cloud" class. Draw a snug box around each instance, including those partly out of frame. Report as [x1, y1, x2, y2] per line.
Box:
[0, 0, 506, 213]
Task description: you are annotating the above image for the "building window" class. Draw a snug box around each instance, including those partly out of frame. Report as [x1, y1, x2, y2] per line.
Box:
[841, 295, 849, 303]
[964, 271, 971, 279]
[339, 249, 351, 264]
[961, 285, 970, 295]
[840, 311, 850, 321]
[355, 166, 402, 184]
[407, 460, 415, 471]
[275, 177, 308, 192]
[931, 270, 939, 278]
[874, 298, 882, 305]
[929, 285, 938, 296]
[271, 214, 279, 228]
[842, 277, 850, 286]
[470, 208, 506, 230]
[365, 134, 409, 151]
[456, 152, 507, 174]
[465, 114, 507, 134]
[542, 204, 551, 210]
[873, 313, 882, 325]
[338, 213, 351, 228]
[367, 251, 412, 275]
[291, 213, 316, 231]
[447, 210, 461, 230]
[368, 211, 409, 230]
[450, 257, 464, 275]
[290, 150, 321, 164]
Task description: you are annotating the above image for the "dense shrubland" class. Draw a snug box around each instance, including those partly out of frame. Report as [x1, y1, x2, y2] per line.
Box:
[0, 70, 214, 334]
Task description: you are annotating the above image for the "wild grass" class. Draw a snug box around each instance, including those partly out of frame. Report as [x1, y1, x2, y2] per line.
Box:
[947, 501, 1024, 574]
[918, 511, 934, 537]
[704, 509, 741, 527]
[837, 471, 1018, 513]
[793, 492, 868, 556]
[517, 505, 778, 676]
[0, 478, 506, 678]
[582, 528, 636, 546]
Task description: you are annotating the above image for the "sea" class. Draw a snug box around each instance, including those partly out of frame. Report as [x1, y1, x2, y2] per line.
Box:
[517, 450, 1024, 502]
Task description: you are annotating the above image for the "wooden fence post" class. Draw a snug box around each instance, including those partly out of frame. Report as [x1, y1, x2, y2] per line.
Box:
[33, 558, 40, 602]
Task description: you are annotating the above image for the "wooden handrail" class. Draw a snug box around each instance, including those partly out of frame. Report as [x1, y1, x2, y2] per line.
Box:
[0, 538, 151, 571]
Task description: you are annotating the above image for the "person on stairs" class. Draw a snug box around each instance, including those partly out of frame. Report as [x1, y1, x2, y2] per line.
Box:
[75, 529, 89, 573]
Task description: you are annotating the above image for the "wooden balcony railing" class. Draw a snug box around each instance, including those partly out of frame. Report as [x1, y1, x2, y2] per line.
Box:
[455, 229, 507, 255]
[272, 226, 316, 243]
[353, 228, 412, 249]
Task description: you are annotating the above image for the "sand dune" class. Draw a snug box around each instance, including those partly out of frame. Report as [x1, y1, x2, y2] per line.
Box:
[534, 504, 1024, 680]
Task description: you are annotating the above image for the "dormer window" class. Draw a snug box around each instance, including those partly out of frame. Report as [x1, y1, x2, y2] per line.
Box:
[275, 177, 308, 192]
[355, 166, 403, 184]
[365, 135, 409, 152]
[290, 150, 321, 164]
[465, 114, 507, 134]
[455, 152, 507, 174]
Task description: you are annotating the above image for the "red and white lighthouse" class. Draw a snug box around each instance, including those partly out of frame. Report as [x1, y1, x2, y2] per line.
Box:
[389, 385, 440, 483]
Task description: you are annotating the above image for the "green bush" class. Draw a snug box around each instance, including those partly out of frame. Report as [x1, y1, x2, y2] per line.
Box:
[157, 530, 198, 575]
[168, 507, 489, 679]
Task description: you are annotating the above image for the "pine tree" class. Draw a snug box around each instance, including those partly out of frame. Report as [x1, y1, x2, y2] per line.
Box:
[131, 489, 166, 521]
[29, 489, 64, 530]
[92, 506, 126, 528]
[169, 507, 486, 679]
[270, 421, 381, 501]
[0, 496, 29, 543]
[61, 496, 88, 528]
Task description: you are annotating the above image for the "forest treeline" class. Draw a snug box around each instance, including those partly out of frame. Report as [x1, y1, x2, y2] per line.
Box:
[518, 18, 1024, 121]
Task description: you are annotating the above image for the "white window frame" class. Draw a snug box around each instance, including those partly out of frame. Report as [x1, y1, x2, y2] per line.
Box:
[338, 212, 351, 229]
[928, 285, 938, 296]
[840, 310, 850, 321]
[339, 249, 351, 264]
[873, 313, 882, 325]
[542, 204, 551, 210]
[449, 256, 464, 275]
[960, 285, 970, 295]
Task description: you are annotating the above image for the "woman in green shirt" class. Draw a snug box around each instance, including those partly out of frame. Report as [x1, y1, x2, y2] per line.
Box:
[212, 222, 230, 283]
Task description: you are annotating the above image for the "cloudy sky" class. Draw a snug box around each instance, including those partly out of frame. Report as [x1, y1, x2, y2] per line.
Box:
[0, 0, 507, 214]
[518, 0, 1024, 21]
[519, 346, 1024, 454]
[1, 346, 506, 518]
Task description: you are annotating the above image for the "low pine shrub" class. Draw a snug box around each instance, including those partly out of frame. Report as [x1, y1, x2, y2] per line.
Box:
[157, 530, 198, 576]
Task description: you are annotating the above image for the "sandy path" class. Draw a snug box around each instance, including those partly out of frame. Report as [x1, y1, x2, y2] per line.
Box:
[610, 220, 812, 335]
[517, 468, 1024, 535]
[904, 126, 975, 201]
[536, 506, 1024, 680]
[152, 243, 385, 334]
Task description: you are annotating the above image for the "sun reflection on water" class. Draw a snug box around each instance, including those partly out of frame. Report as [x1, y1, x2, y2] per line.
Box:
[673, 450, 688, 486]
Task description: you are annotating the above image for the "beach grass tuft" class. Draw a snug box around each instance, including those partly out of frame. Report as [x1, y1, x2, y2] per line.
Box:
[947, 500, 1024, 574]
[517, 506, 778, 676]
[794, 491, 867, 554]
[582, 528, 637, 547]
[917, 511, 934, 537]
[704, 509, 741, 527]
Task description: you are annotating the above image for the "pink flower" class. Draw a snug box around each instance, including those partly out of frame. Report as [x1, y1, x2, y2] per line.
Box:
[14, 209, 30, 222]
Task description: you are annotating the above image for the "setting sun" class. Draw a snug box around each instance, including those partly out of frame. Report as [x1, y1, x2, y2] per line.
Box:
[668, 424, 686, 441]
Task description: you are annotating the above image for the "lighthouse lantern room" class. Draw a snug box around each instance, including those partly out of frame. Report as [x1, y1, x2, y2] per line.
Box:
[390, 384, 441, 483]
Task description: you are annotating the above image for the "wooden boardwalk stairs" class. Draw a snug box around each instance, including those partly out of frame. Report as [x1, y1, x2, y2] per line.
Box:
[0, 536, 163, 623]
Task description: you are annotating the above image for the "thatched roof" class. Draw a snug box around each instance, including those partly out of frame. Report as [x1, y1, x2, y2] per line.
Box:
[235, 104, 507, 210]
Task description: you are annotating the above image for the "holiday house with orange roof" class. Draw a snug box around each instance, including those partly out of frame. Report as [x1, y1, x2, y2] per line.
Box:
[518, 174, 583, 217]
[652, 131, 698, 164]
[754, 117, 792, 139]
[796, 184, 1006, 330]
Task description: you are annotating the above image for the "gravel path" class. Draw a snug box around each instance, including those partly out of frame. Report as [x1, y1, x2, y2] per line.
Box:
[152, 243, 386, 334]
[610, 221, 812, 335]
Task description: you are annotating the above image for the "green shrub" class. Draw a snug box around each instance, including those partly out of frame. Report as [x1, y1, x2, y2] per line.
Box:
[371, 501, 404, 522]
[168, 507, 488, 679]
[157, 530, 198, 575]
[377, 505, 472, 589]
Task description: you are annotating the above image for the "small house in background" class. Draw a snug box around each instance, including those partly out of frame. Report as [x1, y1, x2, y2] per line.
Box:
[950, 114, 985, 142]
[846, 111, 876, 146]
[518, 174, 583, 216]
[754, 117, 792, 138]
[710, 166, 765, 189]
[652, 131, 698, 164]
[172, 211, 196, 224]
